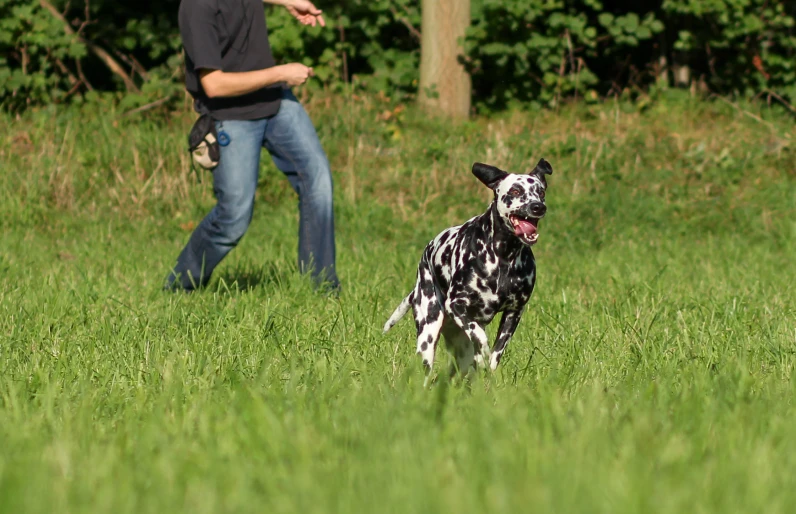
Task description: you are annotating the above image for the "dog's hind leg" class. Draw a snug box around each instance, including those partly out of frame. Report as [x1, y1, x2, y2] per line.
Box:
[411, 257, 444, 385]
[442, 325, 475, 380]
[443, 297, 492, 370]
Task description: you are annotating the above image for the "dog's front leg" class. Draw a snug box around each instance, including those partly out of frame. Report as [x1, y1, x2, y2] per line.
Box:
[489, 309, 523, 370]
[443, 298, 491, 369]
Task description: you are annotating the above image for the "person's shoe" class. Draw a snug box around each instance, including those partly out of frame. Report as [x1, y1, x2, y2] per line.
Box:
[315, 278, 341, 298]
[162, 271, 200, 293]
[323, 282, 341, 298]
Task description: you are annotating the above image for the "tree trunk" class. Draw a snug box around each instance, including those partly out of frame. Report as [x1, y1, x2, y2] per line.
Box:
[418, 0, 471, 119]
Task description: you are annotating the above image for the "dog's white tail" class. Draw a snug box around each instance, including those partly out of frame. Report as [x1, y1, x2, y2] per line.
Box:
[383, 293, 412, 334]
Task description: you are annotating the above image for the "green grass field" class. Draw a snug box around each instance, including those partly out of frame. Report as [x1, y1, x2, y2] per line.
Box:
[1, 90, 795, 513]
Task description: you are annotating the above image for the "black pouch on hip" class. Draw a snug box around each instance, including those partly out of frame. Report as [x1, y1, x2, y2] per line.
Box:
[188, 113, 220, 172]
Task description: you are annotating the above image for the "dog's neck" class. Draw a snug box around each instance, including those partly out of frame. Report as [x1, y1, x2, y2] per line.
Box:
[476, 202, 527, 261]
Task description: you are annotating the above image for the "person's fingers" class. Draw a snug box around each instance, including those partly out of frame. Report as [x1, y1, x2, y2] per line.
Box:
[290, 3, 324, 27]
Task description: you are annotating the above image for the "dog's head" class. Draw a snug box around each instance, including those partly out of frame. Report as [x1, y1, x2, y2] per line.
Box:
[472, 159, 553, 246]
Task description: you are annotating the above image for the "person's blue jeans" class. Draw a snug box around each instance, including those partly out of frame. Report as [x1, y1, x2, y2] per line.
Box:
[165, 88, 339, 292]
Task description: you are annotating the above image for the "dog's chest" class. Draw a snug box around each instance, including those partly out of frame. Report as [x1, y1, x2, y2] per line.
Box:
[481, 249, 534, 307]
[431, 234, 535, 322]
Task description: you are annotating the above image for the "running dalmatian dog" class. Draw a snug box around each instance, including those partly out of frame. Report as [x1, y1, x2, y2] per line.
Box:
[383, 159, 553, 384]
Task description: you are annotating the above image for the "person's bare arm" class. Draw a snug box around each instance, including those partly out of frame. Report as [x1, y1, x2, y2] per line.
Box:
[199, 63, 314, 98]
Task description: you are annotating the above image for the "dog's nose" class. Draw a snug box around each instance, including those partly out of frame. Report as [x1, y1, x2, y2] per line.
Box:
[529, 202, 546, 217]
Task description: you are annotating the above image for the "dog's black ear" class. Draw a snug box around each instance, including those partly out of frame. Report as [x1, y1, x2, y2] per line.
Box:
[472, 162, 509, 190]
[530, 158, 553, 179]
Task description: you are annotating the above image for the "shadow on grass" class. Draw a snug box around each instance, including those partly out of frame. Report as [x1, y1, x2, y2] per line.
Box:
[212, 262, 294, 294]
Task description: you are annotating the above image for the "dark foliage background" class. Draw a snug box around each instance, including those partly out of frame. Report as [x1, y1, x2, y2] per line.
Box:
[1, 0, 794, 113]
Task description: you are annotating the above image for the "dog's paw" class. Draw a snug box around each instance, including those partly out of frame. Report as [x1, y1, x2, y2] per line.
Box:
[474, 351, 491, 370]
[489, 353, 500, 371]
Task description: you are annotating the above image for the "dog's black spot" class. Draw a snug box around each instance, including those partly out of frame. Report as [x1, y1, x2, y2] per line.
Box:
[441, 247, 452, 265]
[427, 302, 441, 320]
[421, 341, 428, 351]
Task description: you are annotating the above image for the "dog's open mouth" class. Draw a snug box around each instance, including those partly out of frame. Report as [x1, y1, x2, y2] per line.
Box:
[509, 215, 540, 245]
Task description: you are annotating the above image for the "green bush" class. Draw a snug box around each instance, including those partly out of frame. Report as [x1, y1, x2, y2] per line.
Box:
[0, 0, 88, 107]
[265, 0, 420, 97]
[662, 0, 796, 101]
[464, 0, 665, 110]
[1, 0, 795, 113]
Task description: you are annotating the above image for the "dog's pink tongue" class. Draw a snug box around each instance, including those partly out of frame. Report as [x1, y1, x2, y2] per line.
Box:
[514, 219, 538, 237]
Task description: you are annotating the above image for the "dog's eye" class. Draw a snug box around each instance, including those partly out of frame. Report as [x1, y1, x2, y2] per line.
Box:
[509, 187, 522, 196]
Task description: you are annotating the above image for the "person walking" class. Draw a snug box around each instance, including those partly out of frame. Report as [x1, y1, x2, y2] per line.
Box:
[165, 0, 339, 294]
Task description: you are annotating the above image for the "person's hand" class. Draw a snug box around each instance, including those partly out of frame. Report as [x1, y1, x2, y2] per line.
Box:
[279, 63, 315, 86]
[285, 0, 326, 27]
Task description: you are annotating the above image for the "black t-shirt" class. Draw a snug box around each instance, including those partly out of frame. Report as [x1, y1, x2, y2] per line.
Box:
[178, 0, 283, 120]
